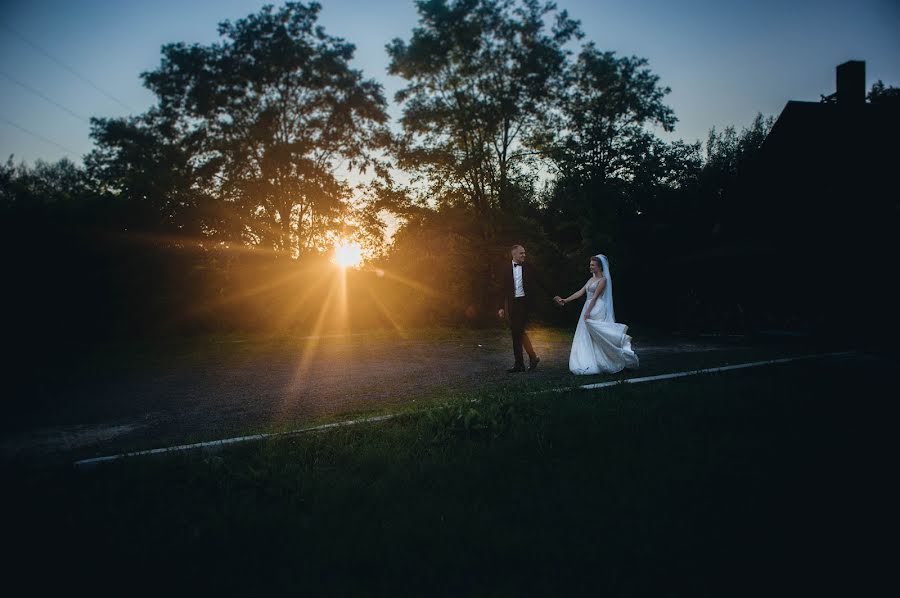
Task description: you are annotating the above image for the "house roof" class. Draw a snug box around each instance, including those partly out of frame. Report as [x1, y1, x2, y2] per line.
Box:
[759, 100, 899, 165]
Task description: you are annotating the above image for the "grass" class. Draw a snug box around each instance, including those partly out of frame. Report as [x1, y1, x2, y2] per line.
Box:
[7, 353, 892, 596]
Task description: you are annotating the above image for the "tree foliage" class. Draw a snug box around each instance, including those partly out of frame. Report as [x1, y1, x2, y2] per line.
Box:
[387, 0, 581, 230]
[10, 1, 872, 339]
[867, 80, 900, 106]
[89, 2, 392, 256]
[538, 44, 679, 263]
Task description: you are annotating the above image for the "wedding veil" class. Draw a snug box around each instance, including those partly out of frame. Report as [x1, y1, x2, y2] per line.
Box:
[596, 254, 615, 323]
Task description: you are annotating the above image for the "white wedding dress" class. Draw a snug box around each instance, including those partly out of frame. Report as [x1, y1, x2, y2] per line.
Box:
[569, 255, 639, 375]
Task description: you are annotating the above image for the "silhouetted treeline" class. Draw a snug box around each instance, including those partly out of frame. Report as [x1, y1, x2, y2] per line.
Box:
[3, 1, 898, 347]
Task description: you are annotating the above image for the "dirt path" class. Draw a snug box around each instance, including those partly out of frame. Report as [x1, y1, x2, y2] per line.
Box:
[3, 328, 830, 464]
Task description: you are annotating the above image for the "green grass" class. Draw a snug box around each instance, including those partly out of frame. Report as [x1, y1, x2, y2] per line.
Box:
[8, 355, 892, 596]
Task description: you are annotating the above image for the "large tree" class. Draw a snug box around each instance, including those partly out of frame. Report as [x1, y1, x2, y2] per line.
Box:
[387, 0, 581, 233]
[539, 45, 678, 257]
[90, 2, 391, 257]
[549, 44, 676, 184]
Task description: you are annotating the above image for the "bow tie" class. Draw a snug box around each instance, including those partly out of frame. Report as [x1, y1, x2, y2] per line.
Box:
[513, 263, 521, 268]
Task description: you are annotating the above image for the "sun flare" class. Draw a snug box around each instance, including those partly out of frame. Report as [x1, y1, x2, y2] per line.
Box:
[333, 241, 363, 268]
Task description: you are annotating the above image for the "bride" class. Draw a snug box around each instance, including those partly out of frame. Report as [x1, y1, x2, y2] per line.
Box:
[557, 254, 639, 375]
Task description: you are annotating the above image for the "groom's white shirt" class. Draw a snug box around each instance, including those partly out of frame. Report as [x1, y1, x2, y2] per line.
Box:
[512, 261, 525, 297]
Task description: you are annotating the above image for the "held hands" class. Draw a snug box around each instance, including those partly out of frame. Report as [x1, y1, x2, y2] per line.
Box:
[498, 309, 505, 319]
[553, 296, 565, 307]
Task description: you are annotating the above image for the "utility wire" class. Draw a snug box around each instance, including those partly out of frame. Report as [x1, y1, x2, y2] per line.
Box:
[0, 20, 136, 113]
[0, 115, 81, 157]
[0, 70, 90, 123]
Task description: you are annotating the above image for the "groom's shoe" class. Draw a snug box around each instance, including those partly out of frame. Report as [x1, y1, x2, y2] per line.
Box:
[507, 364, 526, 373]
[528, 356, 540, 372]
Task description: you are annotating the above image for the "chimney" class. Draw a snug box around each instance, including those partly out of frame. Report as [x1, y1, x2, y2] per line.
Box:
[836, 60, 865, 105]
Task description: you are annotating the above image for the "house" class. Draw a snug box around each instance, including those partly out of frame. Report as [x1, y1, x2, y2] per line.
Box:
[670, 61, 898, 336]
[733, 60, 898, 336]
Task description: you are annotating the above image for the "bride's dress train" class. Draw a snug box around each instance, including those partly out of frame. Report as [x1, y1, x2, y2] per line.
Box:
[569, 276, 639, 375]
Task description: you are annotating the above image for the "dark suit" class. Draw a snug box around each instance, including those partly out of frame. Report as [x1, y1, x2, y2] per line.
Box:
[498, 261, 554, 367]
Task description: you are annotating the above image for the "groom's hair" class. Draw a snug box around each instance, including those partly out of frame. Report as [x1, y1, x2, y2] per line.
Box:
[510, 244, 523, 253]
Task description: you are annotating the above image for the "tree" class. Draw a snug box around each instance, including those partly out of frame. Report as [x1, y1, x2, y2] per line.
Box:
[703, 113, 773, 182]
[539, 45, 677, 258]
[89, 2, 391, 257]
[699, 113, 774, 238]
[867, 80, 900, 106]
[387, 0, 581, 233]
[86, 113, 217, 237]
[548, 44, 676, 184]
[1, 156, 90, 207]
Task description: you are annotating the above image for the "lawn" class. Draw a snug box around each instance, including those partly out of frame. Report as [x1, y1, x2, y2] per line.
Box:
[7, 352, 891, 595]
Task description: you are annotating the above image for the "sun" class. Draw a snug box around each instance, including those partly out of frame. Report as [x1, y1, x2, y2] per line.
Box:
[333, 241, 363, 268]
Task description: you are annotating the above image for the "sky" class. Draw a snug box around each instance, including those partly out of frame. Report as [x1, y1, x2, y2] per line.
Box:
[1, 0, 899, 167]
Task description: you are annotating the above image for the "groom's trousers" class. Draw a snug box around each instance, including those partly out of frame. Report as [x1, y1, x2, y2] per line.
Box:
[508, 297, 536, 367]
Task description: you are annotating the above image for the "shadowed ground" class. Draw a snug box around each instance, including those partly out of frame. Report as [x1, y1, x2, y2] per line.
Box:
[5, 346, 893, 596]
[4, 327, 844, 464]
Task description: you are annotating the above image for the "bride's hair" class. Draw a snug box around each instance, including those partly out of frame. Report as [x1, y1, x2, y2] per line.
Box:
[590, 256, 603, 271]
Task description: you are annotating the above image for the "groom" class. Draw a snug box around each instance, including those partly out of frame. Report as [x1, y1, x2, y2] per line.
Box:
[497, 245, 562, 373]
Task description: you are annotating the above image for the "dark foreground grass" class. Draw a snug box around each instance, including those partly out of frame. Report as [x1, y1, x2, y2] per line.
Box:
[8, 356, 894, 596]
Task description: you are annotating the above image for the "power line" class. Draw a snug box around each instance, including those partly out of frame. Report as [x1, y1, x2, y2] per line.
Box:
[0, 115, 81, 158]
[0, 70, 90, 123]
[0, 20, 136, 113]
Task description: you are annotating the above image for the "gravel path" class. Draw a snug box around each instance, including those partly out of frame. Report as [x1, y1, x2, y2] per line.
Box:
[3, 329, 826, 464]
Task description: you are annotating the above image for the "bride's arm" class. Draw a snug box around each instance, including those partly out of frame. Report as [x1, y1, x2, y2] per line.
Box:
[561, 282, 588, 305]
